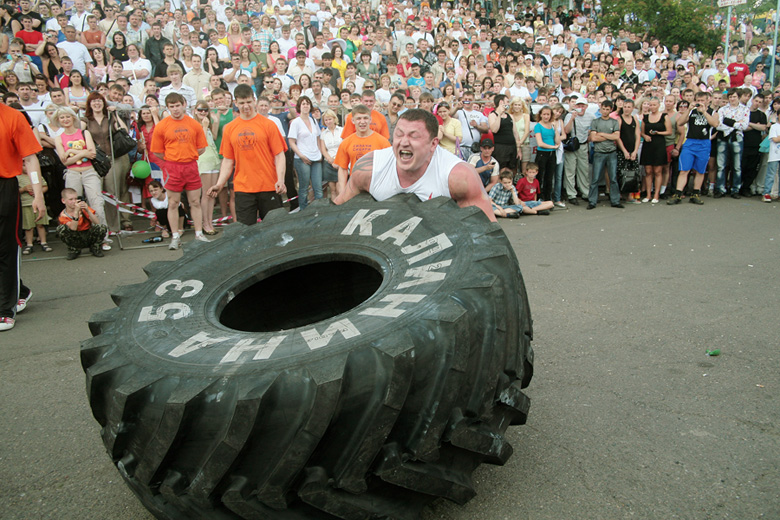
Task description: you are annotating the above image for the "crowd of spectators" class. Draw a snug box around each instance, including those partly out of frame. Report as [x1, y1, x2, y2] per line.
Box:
[2, 0, 779, 255]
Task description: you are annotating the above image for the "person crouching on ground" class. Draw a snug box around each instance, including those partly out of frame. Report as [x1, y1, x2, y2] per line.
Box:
[57, 188, 107, 259]
[515, 162, 554, 215]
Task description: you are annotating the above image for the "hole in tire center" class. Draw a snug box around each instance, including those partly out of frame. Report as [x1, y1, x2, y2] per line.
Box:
[219, 260, 383, 332]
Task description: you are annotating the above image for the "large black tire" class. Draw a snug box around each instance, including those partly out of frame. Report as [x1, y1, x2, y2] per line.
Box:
[82, 194, 534, 520]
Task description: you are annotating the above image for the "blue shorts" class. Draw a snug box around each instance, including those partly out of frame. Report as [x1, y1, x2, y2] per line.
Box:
[679, 139, 711, 174]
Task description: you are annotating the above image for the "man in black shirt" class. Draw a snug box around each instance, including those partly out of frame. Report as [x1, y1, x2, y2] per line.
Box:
[741, 92, 768, 196]
[668, 92, 721, 205]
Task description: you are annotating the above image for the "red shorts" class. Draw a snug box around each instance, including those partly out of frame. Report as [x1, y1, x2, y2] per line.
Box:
[666, 144, 675, 164]
[163, 161, 201, 193]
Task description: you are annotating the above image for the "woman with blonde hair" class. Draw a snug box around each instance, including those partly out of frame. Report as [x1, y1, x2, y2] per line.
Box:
[509, 97, 531, 176]
[226, 20, 242, 52]
[319, 109, 343, 200]
[53, 106, 107, 235]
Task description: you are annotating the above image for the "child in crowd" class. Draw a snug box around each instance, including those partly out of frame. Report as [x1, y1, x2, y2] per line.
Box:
[18, 165, 52, 254]
[762, 115, 780, 202]
[57, 188, 107, 260]
[488, 169, 525, 218]
[148, 180, 186, 238]
[515, 162, 554, 215]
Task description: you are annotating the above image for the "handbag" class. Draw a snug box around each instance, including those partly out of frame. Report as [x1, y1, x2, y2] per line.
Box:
[619, 158, 641, 193]
[110, 113, 137, 157]
[92, 144, 112, 177]
[759, 136, 770, 154]
[562, 136, 580, 152]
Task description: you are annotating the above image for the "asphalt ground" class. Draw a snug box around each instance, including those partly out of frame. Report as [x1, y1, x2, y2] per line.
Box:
[1, 195, 778, 520]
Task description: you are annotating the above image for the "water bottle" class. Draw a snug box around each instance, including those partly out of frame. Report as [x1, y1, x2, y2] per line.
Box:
[142, 236, 163, 243]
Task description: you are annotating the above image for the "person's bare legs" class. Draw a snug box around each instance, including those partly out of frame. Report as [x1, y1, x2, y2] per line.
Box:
[200, 172, 218, 232]
[167, 191, 183, 236]
[186, 189, 203, 233]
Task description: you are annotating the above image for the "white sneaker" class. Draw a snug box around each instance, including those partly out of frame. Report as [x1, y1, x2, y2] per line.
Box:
[0, 317, 15, 331]
[289, 207, 301, 214]
[651, 198, 659, 204]
[195, 234, 212, 243]
[17, 291, 32, 313]
[169, 236, 181, 250]
[101, 243, 112, 251]
[554, 201, 566, 208]
[641, 198, 650, 203]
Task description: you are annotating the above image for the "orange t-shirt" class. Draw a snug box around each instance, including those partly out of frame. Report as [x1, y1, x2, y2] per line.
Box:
[220, 114, 288, 193]
[150, 115, 207, 163]
[58, 207, 96, 232]
[0, 104, 43, 178]
[341, 109, 390, 139]
[334, 131, 391, 173]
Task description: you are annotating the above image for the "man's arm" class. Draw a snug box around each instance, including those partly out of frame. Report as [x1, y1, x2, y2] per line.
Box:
[333, 152, 374, 205]
[274, 151, 286, 193]
[448, 163, 497, 222]
[208, 157, 234, 197]
[22, 154, 46, 221]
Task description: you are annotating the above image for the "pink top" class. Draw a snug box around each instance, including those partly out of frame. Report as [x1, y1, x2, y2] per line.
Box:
[60, 129, 93, 167]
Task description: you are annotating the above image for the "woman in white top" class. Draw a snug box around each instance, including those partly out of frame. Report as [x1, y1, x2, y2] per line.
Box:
[319, 109, 343, 200]
[288, 96, 323, 210]
[375, 74, 393, 110]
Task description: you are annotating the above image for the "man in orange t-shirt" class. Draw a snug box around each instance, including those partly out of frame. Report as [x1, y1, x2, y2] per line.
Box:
[151, 92, 208, 250]
[340, 90, 390, 139]
[335, 104, 391, 194]
[0, 103, 44, 331]
[208, 84, 287, 225]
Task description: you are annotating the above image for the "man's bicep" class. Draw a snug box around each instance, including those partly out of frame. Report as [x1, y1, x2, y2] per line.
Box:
[448, 164, 497, 222]
[348, 152, 375, 193]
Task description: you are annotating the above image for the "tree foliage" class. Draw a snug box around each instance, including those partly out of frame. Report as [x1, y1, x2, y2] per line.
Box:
[600, 0, 723, 55]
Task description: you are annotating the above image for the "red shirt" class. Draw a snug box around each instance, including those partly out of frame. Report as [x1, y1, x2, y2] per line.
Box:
[0, 104, 43, 178]
[727, 62, 750, 87]
[15, 29, 43, 56]
[516, 177, 540, 202]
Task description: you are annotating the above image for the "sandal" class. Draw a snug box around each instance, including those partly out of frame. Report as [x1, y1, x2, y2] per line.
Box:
[161, 230, 170, 238]
[40, 243, 53, 252]
[22, 244, 33, 255]
[204, 229, 218, 236]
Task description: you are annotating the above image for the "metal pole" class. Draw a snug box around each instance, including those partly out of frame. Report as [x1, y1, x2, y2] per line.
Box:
[772, 2, 780, 86]
[725, 6, 732, 55]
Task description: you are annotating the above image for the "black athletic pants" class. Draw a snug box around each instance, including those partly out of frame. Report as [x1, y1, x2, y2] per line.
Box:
[0, 176, 31, 319]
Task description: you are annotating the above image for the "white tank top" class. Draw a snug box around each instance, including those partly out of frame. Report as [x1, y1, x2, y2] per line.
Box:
[369, 146, 462, 202]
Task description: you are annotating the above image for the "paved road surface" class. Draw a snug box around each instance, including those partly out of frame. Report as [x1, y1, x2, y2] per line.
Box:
[2, 197, 778, 519]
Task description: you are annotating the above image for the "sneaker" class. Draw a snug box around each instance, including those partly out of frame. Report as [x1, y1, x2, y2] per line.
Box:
[611, 203, 625, 208]
[713, 191, 725, 199]
[568, 198, 580, 206]
[764, 194, 772, 203]
[689, 194, 704, 205]
[730, 192, 741, 199]
[169, 236, 181, 250]
[505, 211, 520, 219]
[667, 194, 682, 205]
[641, 198, 650, 203]
[0, 317, 14, 331]
[16, 291, 31, 313]
[289, 207, 301, 214]
[586, 203, 596, 210]
[66, 251, 80, 261]
[101, 243, 112, 251]
[195, 234, 212, 243]
[537, 209, 551, 215]
[91, 249, 105, 258]
[651, 199, 659, 204]
[554, 201, 566, 208]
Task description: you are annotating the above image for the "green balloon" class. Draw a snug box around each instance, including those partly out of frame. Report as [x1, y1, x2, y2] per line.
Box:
[132, 160, 152, 179]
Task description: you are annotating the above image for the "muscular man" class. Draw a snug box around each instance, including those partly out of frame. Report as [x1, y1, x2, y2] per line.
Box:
[334, 109, 496, 222]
